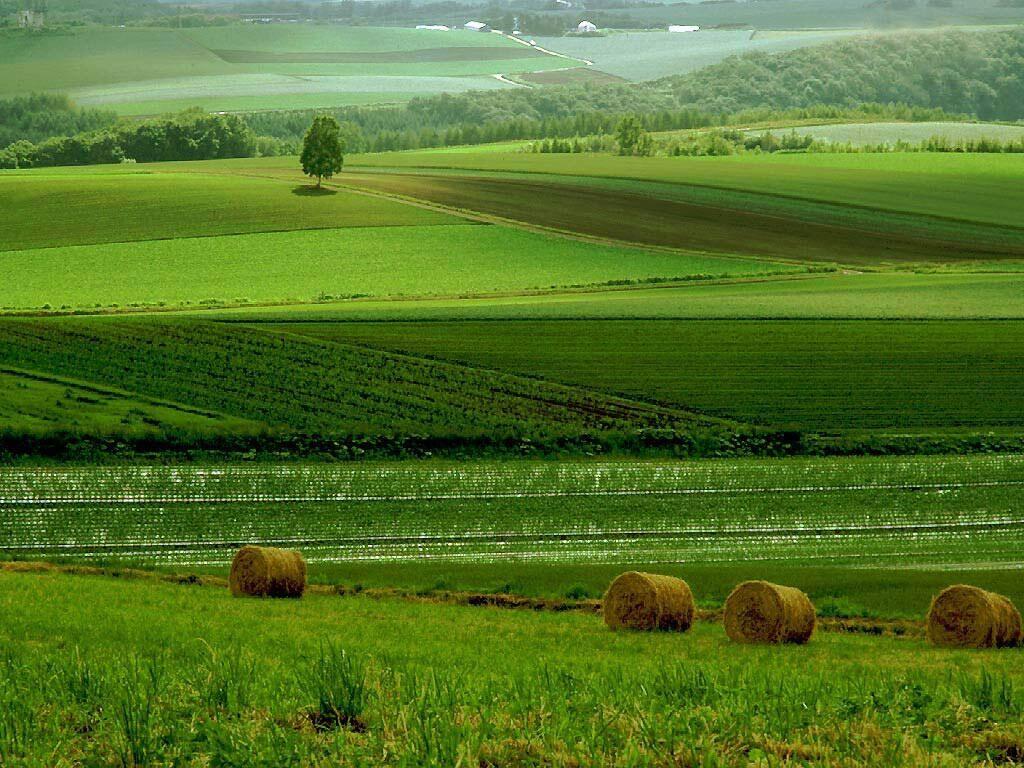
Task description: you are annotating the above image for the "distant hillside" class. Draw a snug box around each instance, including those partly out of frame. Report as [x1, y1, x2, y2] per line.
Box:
[661, 28, 1024, 120]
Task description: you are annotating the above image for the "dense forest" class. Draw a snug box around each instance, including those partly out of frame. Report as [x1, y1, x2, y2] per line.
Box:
[665, 28, 1024, 120]
[0, 109, 257, 168]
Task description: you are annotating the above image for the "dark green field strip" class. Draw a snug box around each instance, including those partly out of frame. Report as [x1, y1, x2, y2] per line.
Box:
[353, 166, 1024, 255]
[0, 319, 703, 436]
[211, 47, 547, 64]
[279, 319, 1024, 432]
[339, 171, 1024, 266]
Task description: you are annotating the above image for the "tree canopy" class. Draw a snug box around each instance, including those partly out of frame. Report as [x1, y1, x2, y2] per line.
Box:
[300, 115, 345, 188]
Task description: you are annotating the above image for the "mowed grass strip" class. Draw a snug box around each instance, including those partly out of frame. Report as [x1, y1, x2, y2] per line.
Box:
[282, 319, 1024, 432]
[213, 273, 1024, 321]
[339, 170, 1024, 265]
[0, 319, 702, 435]
[3, 569, 1024, 766]
[0, 224, 790, 310]
[0, 171, 462, 251]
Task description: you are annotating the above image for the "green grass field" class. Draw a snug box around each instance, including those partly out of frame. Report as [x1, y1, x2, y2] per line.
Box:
[6, 567, 1024, 766]
[0, 169, 459, 250]
[273, 320, 1024, 432]
[211, 273, 1024, 321]
[0, 164, 799, 310]
[2, 226, 789, 310]
[350, 152, 1024, 232]
[0, 368, 258, 435]
[0, 319, 705, 438]
[0, 26, 572, 113]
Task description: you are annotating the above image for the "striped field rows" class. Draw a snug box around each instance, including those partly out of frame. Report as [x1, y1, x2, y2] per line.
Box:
[1, 456, 1022, 567]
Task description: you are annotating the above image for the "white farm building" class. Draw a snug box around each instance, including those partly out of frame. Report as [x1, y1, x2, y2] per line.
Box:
[416, 24, 450, 30]
[464, 20, 491, 32]
[668, 24, 700, 33]
[577, 20, 597, 33]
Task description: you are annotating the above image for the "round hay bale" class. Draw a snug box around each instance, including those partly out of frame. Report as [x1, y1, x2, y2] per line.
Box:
[229, 545, 306, 599]
[723, 580, 815, 645]
[927, 584, 1021, 649]
[603, 571, 694, 632]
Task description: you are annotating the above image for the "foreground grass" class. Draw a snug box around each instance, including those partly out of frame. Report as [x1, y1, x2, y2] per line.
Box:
[2, 569, 1024, 766]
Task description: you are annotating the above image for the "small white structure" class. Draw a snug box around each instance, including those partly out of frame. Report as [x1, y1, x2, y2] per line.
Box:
[18, 8, 44, 28]
[668, 25, 700, 33]
[464, 20, 490, 32]
[416, 24, 450, 30]
[577, 20, 597, 33]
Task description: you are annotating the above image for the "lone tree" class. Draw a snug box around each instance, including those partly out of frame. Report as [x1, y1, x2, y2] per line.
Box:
[301, 115, 344, 188]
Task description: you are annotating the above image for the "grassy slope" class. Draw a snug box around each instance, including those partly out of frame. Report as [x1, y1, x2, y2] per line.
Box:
[0, 26, 569, 112]
[278, 319, 1024, 432]
[2, 569, 1024, 766]
[0, 368, 258, 434]
[351, 152, 1024, 230]
[0, 170, 461, 250]
[212, 273, 1024, 321]
[339, 168, 1024, 266]
[0, 164, 793, 309]
[0, 319, 701, 436]
[1, 224, 787, 310]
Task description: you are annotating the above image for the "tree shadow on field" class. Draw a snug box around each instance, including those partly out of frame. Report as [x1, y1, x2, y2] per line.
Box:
[292, 185, 337, 196]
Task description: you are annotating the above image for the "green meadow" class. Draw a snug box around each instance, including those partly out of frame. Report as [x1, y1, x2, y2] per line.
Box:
[3, 567, 1024, 767]
[214, 273, 1024, 321]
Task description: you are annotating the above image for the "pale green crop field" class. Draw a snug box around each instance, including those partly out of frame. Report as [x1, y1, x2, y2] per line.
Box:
[0, 25, 568, 114]
[765, 121, 1024, 145]
[70, 74, 513, 114]
[535, 28, 863, 81]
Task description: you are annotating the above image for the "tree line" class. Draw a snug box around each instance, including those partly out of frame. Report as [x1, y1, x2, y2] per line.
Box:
[0, 109, 276, 169]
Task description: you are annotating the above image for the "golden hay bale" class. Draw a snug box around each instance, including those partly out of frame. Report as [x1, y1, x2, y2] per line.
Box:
[723, 580, 815, 645]
[229, 545, 306, 599]
[603, 571, 694, 632]
[926, 584, 1022, 649]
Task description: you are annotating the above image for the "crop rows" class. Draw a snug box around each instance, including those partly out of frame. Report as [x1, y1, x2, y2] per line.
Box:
[0, 319, 696, 436]
[1, 456, 1021, 567]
